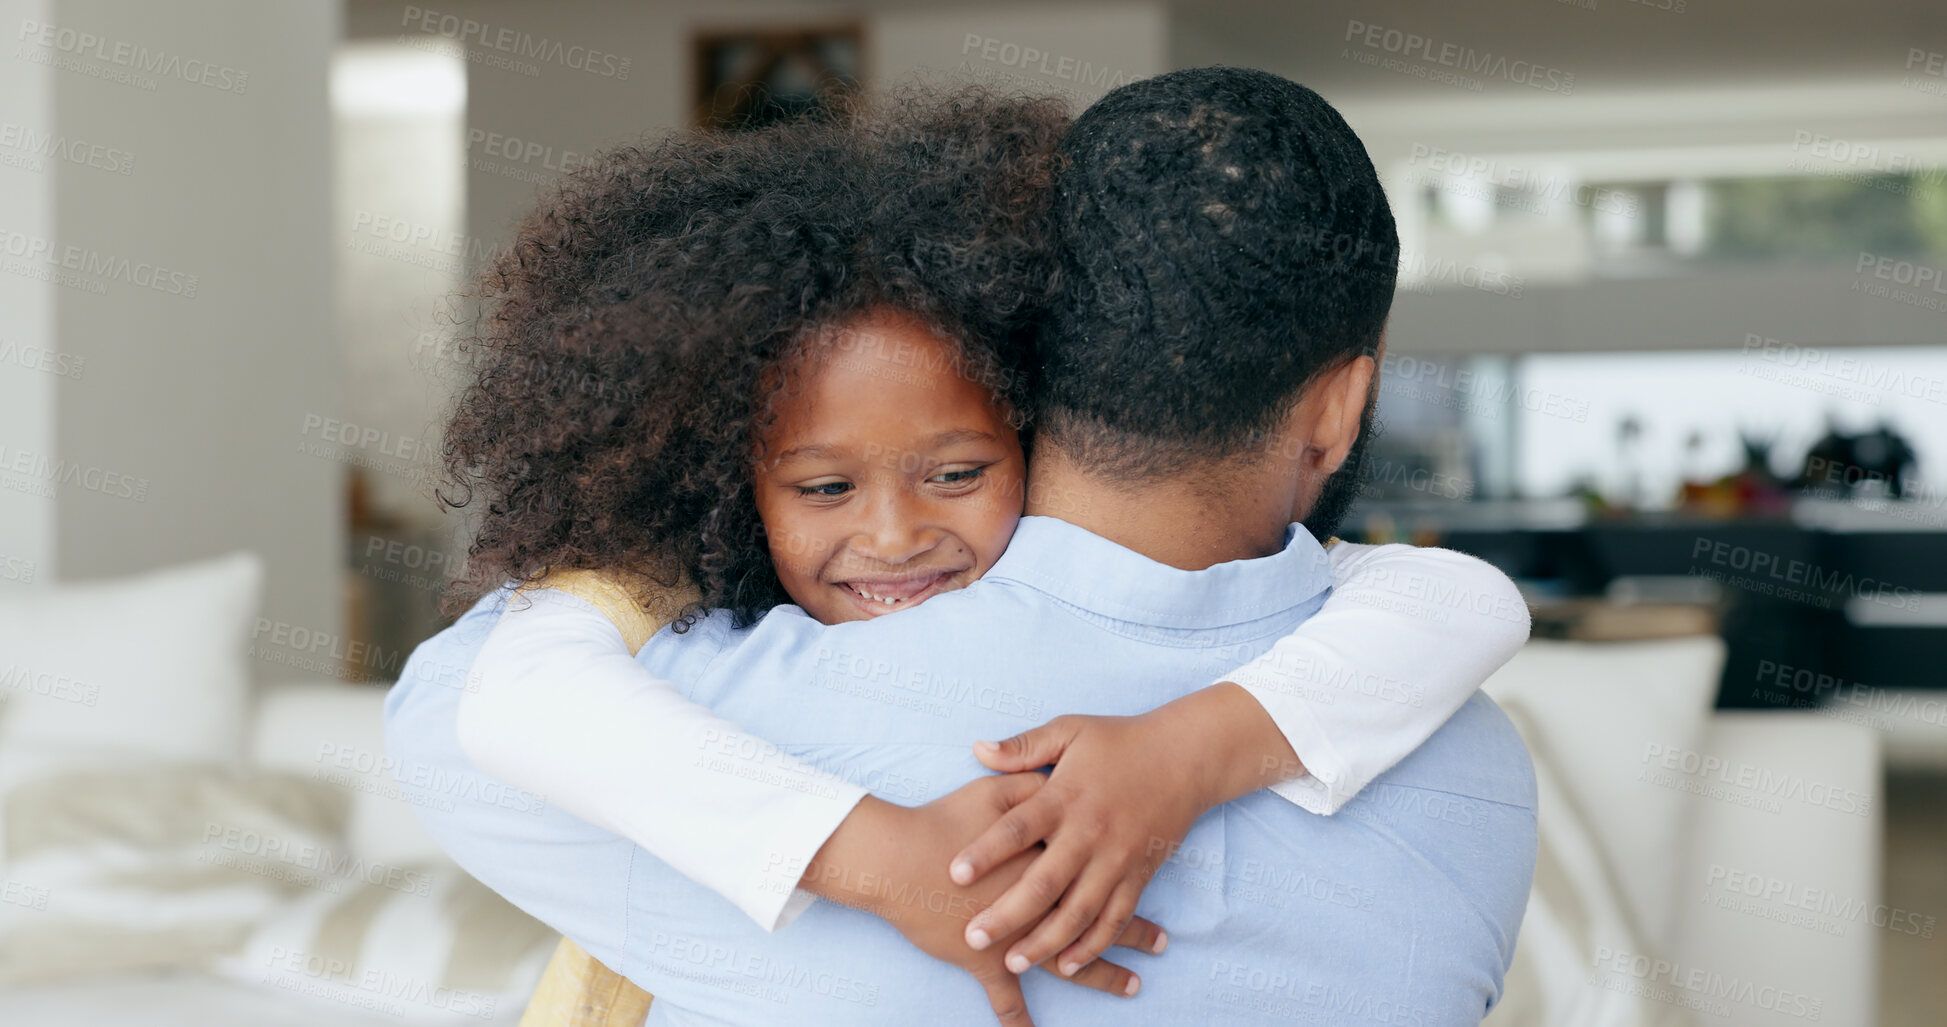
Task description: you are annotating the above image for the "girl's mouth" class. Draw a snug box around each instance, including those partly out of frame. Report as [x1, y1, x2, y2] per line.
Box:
[833, 571, 957, 617]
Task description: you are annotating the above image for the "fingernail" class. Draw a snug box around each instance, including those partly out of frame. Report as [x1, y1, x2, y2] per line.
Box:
[973, 740, 999, 753]
[950, 859, 973, 884]
[1059, 961, 1080, 977]
[1006, 953, 1031, 974]
[1124, 975, 1141, 997]
[1152, 930, 1168, 954]
[967, 927, 991, 950]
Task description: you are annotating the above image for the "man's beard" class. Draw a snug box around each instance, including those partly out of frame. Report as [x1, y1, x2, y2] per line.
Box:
[1301, 383, 1381, 543]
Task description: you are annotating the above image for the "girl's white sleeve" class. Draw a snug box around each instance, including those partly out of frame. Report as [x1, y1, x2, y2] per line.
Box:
[455, 587, 867, 932]
[1219, 543, 1531, 814]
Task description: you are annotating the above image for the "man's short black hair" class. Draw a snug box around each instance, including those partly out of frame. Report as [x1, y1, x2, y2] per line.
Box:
[1039, 66, 1398, 476]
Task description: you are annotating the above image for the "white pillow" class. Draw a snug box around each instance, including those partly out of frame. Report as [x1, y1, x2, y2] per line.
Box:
[0, 551, 264, 792]
[212, 862, 555, 1024]
[1483, 637, 1725, 954]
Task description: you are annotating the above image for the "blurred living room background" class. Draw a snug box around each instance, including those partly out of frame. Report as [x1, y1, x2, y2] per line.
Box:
[2, 0, 1943, 1024]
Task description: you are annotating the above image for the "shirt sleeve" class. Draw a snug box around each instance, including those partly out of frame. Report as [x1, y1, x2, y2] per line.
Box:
[455, 586, 868, 932]
[1219, 543, 1531, 814]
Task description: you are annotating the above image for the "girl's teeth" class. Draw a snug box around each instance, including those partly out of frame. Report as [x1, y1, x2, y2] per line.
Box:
[851, 585, 904, 605]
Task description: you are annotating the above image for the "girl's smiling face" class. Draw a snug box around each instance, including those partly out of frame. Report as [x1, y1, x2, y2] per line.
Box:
[753, 308, 1027, 625]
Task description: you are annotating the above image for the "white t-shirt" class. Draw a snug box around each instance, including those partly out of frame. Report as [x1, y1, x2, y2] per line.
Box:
[457, 542, 1529, 931]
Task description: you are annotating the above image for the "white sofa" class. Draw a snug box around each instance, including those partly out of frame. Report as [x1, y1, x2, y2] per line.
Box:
[1483, 638, 1880, 1027]
[0, 678, 548, 1027]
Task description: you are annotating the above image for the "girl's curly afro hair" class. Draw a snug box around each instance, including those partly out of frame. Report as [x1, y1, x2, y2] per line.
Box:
[437, 88, 1070, 627]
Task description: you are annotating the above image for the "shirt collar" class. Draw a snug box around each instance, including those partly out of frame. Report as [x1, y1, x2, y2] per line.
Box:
[981, 515, 1332, 629]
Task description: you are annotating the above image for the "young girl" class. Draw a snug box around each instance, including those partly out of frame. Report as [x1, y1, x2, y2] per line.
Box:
[433, 90, 1528, 1018]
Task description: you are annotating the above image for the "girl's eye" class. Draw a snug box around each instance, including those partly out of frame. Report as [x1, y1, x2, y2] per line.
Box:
[930, 466, 987, 488]
[796, 481, 852, 498]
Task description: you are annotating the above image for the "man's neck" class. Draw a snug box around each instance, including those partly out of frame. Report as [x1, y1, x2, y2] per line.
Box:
[1022, 444, 1299, 571]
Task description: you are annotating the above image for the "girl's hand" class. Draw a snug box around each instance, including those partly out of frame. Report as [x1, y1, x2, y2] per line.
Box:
[805, 777, 1166, 1026]
[951, 685, 1300, 979]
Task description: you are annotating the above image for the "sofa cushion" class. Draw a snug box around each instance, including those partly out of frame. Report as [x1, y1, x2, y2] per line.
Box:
[0, 764, 349, 985]
[251, 680, 450, 869]
[1485, 701, 1696, 1027]
[211, 861, 554, 1024]
[1483, 637, 1724, 953]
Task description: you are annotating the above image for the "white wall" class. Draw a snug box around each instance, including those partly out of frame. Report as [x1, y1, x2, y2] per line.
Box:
[0, 0, 342, 639]
[0, 0, 57, 591]
[870, 2, 1163, 109]
[348, 0, 1167, 261]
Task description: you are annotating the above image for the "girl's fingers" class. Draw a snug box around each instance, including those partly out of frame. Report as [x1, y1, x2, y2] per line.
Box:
[973, 962, 1037, 1027]
[1046, 954, 1141, 999]
[1004, 863, 1117, 974]
[1111, 911, 1169, 957]
[972, 716, 1081, 773]
[952, 790, 1060, 888]
[964, 832, 1086, 951]
[1060, 882, 1151, 972]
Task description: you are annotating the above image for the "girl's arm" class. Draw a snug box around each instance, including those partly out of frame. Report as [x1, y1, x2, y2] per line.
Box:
[459, 571, 1164, 1016]
[1223, 541, 1533, 813]
[457, 572, 867, 932]
[952, 542, 1531, 978]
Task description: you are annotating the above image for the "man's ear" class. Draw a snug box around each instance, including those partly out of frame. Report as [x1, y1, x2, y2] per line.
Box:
[1287, 351, 1377, 475]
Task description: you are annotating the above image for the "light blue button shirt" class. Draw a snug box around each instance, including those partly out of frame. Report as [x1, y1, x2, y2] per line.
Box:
[385, 516, 1536, 1026]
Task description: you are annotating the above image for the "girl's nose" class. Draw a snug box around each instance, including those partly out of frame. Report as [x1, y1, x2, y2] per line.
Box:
[857, 488, 936, 566]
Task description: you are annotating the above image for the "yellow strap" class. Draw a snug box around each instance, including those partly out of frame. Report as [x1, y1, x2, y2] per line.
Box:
[518, 568, 700, 656]
[528, 569, 662, 656]
[519, 938, 652, 1027]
